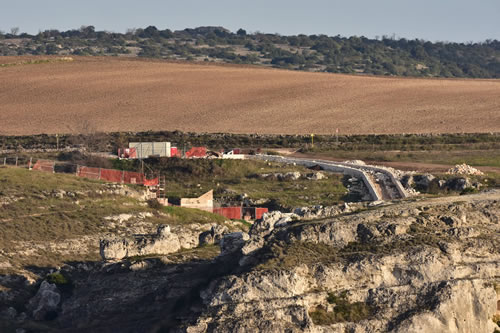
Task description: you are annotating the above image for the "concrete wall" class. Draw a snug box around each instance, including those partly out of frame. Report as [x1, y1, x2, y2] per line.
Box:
[180, 190, 214, 212]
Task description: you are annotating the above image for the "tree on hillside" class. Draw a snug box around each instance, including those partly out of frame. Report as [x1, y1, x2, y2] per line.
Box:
[140, 26, 160, 38]
[79, 25, 96, 38]
[237, 28, 247, 36]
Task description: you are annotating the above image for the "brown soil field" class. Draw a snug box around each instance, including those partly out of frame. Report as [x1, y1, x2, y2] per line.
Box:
[0, 56, 499, 135]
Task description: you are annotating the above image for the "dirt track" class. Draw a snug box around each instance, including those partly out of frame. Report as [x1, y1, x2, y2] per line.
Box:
[1, 56, 499, 135]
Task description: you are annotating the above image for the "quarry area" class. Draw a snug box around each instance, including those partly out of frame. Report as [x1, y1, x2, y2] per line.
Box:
[0, 133, 499, 333]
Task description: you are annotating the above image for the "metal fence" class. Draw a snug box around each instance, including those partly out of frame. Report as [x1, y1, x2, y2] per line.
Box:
[0, 156, 158, 186]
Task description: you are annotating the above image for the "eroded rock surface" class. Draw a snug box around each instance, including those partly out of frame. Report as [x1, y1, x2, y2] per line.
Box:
[2, 191, 499, 332]
[100, 225, 181, 260]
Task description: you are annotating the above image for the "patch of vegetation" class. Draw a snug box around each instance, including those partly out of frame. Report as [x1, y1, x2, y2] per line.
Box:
[2, 131, 499, 156]
[46, 272, 70, 285]
[340, 228, 444, 260]
[0, 167, 232, 273]
[309, 291, 375, 325]
[257, 242, 340, 271]
[112, 157, 347, 210]
[161, 205, 227, 225]
[127, 244, 220, 264]
[1, 26, 499, 78]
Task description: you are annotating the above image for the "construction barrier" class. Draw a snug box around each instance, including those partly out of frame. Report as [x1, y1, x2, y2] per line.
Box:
[76, 165, 155, 185]
[186, 147, 207, 158]
[144, 177, 159, 186]
[32, 159, 55, 173]
[123, 171, 145, 184]
[213, 207, 242, 220]
[213, 207, 269, 220]
[76, 166, 100, 179]
[255, 208, 269, 220]
[99, 168, 123, 183]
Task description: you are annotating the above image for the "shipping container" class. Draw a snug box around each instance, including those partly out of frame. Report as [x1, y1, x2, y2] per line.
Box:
[129, 142, 171, 158]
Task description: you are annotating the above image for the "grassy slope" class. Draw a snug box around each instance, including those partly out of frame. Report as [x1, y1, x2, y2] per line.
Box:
[0, 166, 230, 272]
[300, 149, 500, 168]
[112, 158, 348, 209]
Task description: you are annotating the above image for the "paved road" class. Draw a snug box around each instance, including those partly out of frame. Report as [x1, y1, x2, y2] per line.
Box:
[251, 155, 409, 201]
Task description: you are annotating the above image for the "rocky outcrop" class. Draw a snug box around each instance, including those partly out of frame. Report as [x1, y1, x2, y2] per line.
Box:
[199, 225, 230, 246]
[4, 192, 500, 332]
[393, 280, 497, 333]
[294, 202, 365, 220]
[219, 232, 250, 256]
[100, 225, 181, 260]
[26, 281, 60, 321]
[251, 211, 299, 237]
[187, 191, 500, 332]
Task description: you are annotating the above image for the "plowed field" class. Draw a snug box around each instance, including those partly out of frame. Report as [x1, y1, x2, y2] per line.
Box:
[1, 56, 499, 135]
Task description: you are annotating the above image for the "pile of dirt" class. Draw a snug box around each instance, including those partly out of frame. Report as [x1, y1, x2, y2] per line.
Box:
[446, 163, 484, 176]
[343, 160, 366, 165]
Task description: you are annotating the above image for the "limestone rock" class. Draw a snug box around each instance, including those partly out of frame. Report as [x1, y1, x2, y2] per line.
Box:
[447, 163, 484, 176]
[199, 225, 229, 246]
[251, 210, 299, 237]
[307, 171, 327, 180]
[27, 281, 60, 320]
[445, 177, 472, 191]
[393, 280, 497, 333]
[413, 174, 436, 189]
[219, 232, 249, 256]
[100, 224, 181, 260]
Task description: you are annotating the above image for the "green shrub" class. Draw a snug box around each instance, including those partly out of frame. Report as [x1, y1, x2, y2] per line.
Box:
[147, 198, 163, 210]
[309, 291, 374, 325]
[46, 272, 69, 285]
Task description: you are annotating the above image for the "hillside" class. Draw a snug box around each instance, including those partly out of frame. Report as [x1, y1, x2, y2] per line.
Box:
[1, 26, 499, 78]
[1, 56, 499, 136]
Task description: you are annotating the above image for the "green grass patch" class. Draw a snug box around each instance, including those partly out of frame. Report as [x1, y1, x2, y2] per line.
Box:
[128, 244, 221, 264]
[161, 205, 227, 225]
[309, 291, 375, 325]
[257, 242, 340, 271]
[112, 158, 347, 209]
[300, 149, 500, 168]
[46, 272, 70, 285]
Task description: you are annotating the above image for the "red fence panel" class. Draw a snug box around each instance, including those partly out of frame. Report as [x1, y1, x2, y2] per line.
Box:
[144, 177, 159, 186]
[77, 166, 100, 179]
[123, 171, 144, 185]
[213, 207, 242, 220]
[32, 160, 55, 173]
[100, 169, 123, 183]
[255, 208, 269, 220]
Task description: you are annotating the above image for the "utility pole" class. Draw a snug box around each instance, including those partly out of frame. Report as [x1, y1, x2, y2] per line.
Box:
[56, 134, 59, 151]
[311, 134, 314, 148]
[336, 128, 339, 145]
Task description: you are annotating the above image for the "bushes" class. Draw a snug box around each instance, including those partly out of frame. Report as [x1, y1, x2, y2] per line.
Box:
[309, 291, 375, 325]
[46, 272, 70, 285]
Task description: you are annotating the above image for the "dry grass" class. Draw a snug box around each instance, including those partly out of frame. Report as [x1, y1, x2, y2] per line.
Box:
[1, 56, 499, 135]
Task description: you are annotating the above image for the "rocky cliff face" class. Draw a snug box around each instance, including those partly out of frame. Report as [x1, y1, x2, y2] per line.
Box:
[186, 191, 500, 333]
[2, 191, 499, 332]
